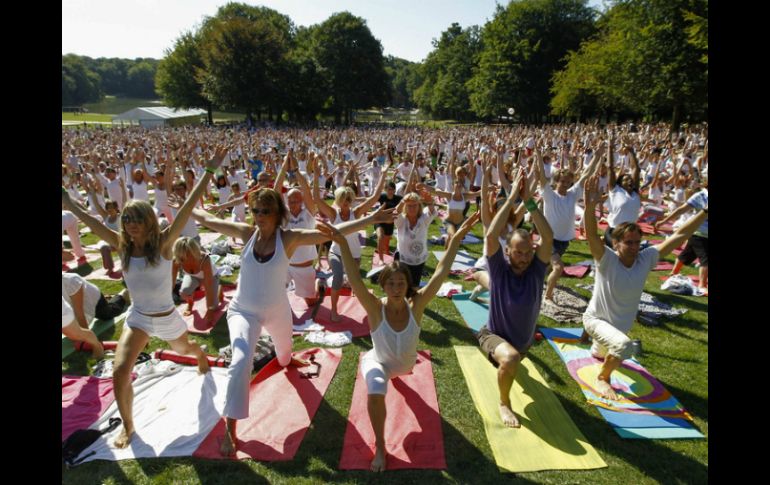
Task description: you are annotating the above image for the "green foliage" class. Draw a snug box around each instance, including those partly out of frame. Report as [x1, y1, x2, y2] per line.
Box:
[156, 32, 212, 122]
[125, 60, 159, 98]
[384, 55, 418, 109]
[62, 54, 103, 106]
[310, 12, 390, 123]
[550, 0, 708, 126]
[468, 0, 597, 121]
[414, 23, 481, 120]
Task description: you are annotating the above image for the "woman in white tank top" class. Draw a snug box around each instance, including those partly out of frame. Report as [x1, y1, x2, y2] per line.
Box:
[190, 187, 396, 457]
[61, 145, 229, 451]
[318, 211, 480, 472]
[429, 178, 480, 249]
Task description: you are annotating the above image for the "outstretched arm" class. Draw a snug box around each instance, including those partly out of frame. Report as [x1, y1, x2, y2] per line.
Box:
[485, 168, 524, 257]
[654, 206, 707, 258]
[583, 175, 606, 261]
[62, 188, 119, 248]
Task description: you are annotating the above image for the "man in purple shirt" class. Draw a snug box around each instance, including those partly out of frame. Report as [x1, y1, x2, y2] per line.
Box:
[477, 168, 553, 428]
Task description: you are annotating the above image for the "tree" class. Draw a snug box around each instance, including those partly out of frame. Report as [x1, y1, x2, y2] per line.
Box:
[310, 12, 389, 124]
[156, 32, 213, 124]
[384, 56, 417, 109]
[62, 54, 102, 106]
[467, 0, 597, 122]
[413, 23, 481, 120]
[125, 59, 158, 98]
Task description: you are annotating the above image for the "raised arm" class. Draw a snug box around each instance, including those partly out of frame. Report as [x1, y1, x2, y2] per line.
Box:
[627, 141, 641, 189]
[312, 167, 337, 220]
[582, 175, 606, 261]
[413, 213, 481, 320]
[575, 143, 605, 187]
[485, 168, 523, 257]
[654, 206, 707, 258]
[607, 134, 617, 188]
[295, 168, 317, 216]
[354, 171, 386, 218]
[62, 188, 119, 247]
[480, 154, 495, 229]
[496, 146, 512, 195]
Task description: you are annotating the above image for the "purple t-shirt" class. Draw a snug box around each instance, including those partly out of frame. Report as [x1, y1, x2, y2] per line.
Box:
[485, 246, 547, 352]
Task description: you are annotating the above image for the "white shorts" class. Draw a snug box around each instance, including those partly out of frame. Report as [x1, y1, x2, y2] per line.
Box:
[287, 264, 317, 298]
[124, 307, 187, 341]
[360, 350, 413, 395]
[583, 315, 632, 361]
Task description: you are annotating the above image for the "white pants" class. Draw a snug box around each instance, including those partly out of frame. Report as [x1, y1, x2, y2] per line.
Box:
[360, 349, 413, 395]
[62, 212, 86, 258]
[287, 265, 317, 298]
[223, 299, 294, 420]
[583, 315, 632, 361]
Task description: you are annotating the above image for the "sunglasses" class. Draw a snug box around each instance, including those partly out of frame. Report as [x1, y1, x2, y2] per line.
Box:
[121, 214, 141, 224]
[250, 207, 272, 216]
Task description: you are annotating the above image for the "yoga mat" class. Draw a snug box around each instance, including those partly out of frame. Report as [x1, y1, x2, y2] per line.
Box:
[454, 346, 607, 472]
[288, 291, 369, 337]
[178, 285, 237, 334]
[339, 350, 446, 470]
[194, 348, 341, 461]
[540, 327, 703, 439]
[439, 227, 482, 244]
[62, 375, 117, 442]
[563, 265, 591, 278]
[200, 232, 223, 247]
[63, 252, 101, 271]
[432, 250, 477, 272]
[84, 261, 123, 281]
[451, 291, 489, 332]
[653, 261, 675, 271]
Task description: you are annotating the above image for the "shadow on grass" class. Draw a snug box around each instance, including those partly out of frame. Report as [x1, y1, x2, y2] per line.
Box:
[421, 308, 478, 348]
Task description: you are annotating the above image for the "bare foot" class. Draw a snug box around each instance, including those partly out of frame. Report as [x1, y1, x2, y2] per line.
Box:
[499, 403, 520, 428]
[370, 446, 387, 472]
[595, 377, 619, 400]
[579, 330, 591, 344]
[197, 354, 211, 374]
[183, 308, 193, 316]
[469, 284, 483, 302]
[220, 431, 237, 457]
[290, 356, 311, 367]
[113, 425, 134, 448]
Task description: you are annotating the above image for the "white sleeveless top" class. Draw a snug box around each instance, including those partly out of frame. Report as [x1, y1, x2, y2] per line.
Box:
[330, 210, 361, 258]
[154, 187, 168, 208]
[131, 180, 149, 201]
[447, 195, 465, 212]
[370, 301, 420, 375]
[287, 208, 318, 263]
[123, 255, 175, 313]
[228, 229, 290, 315]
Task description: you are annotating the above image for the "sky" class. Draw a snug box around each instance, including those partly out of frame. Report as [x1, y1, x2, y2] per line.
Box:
[63, 0, 605, 64]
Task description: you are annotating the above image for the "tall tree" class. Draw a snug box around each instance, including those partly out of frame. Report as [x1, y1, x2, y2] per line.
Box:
[156, 32, 213, 124]
[468, 0, 597, 122]
[62, 54, 102, 106]
[125, 59, 158, 98]
[310, 12, 389, 124]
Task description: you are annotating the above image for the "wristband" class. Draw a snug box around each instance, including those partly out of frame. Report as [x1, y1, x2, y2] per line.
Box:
[525, 198, 538, 212]
[205, 166, 215, 174]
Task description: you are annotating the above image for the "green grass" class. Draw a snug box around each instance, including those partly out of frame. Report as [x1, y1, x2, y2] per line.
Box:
[62, 113, 113, 122]
[62, 213, 707, 484]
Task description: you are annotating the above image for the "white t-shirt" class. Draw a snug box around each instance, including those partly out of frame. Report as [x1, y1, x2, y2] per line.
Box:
[62, 273, 102, 323]
[286, 208, 318, 263]
[62, 297, 74, 329]
[585, 247, 659, 334]
[394, 208, 436, 265]
[607, 185, 641, 227]
[541, 183, 582, 242]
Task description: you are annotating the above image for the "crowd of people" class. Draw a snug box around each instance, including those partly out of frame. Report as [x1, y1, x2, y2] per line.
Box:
[62, 121, 708, 469]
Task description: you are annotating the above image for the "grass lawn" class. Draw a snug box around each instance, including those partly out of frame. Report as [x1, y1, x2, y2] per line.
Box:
[62, 211, 707, 484]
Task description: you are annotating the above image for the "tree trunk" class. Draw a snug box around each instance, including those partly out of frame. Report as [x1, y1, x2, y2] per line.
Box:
[671, 104, 683, 133]
[207, 102, 213, 125]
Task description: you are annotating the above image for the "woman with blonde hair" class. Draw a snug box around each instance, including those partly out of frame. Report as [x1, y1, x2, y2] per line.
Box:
[313, 174, 386, 322]
[61, 145, 229, 449]
[392, 190, 436, 289]
[190, 187, 395, 456]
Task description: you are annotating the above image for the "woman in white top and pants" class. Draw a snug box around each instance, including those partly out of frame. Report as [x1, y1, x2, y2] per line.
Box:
[191, 188, 396, 457]
[319, 211, 479, 472]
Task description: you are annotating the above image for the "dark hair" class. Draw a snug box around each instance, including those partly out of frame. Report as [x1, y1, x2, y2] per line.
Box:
[379, 262, 417, 299]
[611, 222, 642, 243]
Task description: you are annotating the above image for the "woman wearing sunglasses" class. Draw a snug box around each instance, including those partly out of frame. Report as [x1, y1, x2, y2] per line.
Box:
[318, 211, 480, 472]
[61, 145, 229, 450]
[191, 188, 395, 457]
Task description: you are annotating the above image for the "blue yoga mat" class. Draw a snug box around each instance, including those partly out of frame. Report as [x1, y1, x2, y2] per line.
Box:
[540, 326, 704, 440]
[451, 291, 489, 332]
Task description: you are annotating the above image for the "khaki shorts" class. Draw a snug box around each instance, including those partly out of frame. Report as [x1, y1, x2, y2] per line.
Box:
[477, 326, 527, 368]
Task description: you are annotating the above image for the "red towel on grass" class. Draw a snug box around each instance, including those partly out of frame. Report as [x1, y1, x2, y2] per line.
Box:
[562, 265, 591, 278]
[193, 348, 341, 461]
[62, 375, 117, 442]
[288, 290, 369, 337]
[179, 285, 237, 334]
[653, 261, 675, 271]
[339, 350, 446, 470]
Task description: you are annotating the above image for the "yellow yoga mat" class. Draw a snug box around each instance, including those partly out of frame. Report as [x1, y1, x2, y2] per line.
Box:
[454, 346, 607, 473]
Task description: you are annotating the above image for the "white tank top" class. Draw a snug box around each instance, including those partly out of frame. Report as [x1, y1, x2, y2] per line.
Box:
[287, 208, 318, 263]
[229, 229, 290, 315]
[131, 180, 149, 201]
[370, 301, 420, 375]
[330, 210, 361, 258]
[447, 195, 465, 212]
[154, 187, 168, 208]
[123, 255, 175, 313]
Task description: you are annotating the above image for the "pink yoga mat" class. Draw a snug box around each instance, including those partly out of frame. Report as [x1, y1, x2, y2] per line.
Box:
[638, 222, 673, 235]
[193, 348, 341, 461]
[179, 285, 237, 334]
[288, 291, 370, 337]
[339, 350, 446, 470]
[62, 375, 117, 442]
[653, 261, 675, 271]
[371, 252, 395, 268]
[84, 261, 123, 281]
[563, 265, 591, 278]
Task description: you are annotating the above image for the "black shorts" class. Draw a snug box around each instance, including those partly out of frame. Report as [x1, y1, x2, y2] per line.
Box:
[94, 294, 126, 321]
[375, 223, 395, 236]
[393, 252, 424, 287]
[477, 326, 526, 368]
[552, 239, 570, 257]
[677, 235, 708, 266]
